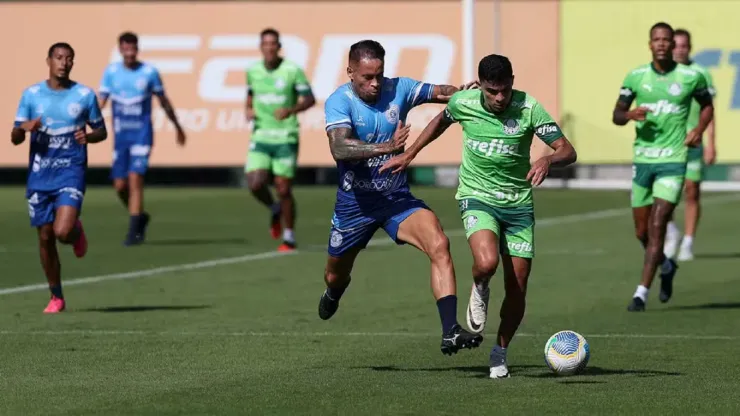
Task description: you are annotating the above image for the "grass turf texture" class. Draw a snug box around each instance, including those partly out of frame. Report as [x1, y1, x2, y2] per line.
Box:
[1, 187, 740, 415]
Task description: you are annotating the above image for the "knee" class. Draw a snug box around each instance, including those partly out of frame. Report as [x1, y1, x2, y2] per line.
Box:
[635, 229, 648, 244]
[473, 255, 499, 278]
[426, 233, 451, 262]
[53, 223, 74, 243]
[114, 180, 127, 194]
[324, 268, 349, 287]
[685, 185, 699, 202]
[39, 227, 55, 245]
[246, 175, 266, 193]
[275, 182, 292, 199]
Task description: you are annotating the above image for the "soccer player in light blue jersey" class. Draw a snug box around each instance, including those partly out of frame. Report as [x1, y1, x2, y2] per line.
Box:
[317, 40, 482, 355]
[98, 32, 186, 246]
[11, 42, 108, 313]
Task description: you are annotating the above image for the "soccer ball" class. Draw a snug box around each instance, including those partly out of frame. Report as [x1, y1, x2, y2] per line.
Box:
[544, 330, 590, 376]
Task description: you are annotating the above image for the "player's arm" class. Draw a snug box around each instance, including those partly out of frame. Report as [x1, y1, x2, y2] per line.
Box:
[10, 92, 39, 145]
[685, 76, 715, 147]
[289, 69, 316, 115]
[245, 70, 255, 123]
[328, 125, 408, 161]
[98, 66, 112, 108]
[79, 93, 108, 144]
[527, 101, 577, 186]
[151, 69, 186, 144]
[612, 74, 648, 125]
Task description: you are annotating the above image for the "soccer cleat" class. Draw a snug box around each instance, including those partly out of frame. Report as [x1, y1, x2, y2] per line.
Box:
[489, 350, 511, 379]
[663, 229, 680, 260]
[43, 296, 66, 314]
[72, 220, 88, 258]
[466, 284, 490, 334]
[627, 296, 646, 312]
[318, 290, 340, 320]
[659, 259, 678, 303]
[277, 241, 296, 252]
[270, 210, 282, 240]
[123, 233, 144, 247]
[440, 324, 483, 355]
[677, 244, 694, 262]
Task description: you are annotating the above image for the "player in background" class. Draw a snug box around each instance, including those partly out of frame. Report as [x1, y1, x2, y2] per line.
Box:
[613, 22, 713, 311]
[12, 43, 107, 313]
[245, 28, 316, 251]
[663, 28, 717, 261]
[98, 32, 186, 246]
[381, 54, 577, 378]
[319, 40, 483, 355]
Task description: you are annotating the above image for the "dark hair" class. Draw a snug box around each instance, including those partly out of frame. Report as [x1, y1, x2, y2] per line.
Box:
[47, 42, 74, 58]
[118, 31, 138, 45]
[650, 22, 674, 38]
[674, 28, 692, 45]
[478, 54, 513, 83]
[349, 40, 385, 63]
[260, 28, 280, 41]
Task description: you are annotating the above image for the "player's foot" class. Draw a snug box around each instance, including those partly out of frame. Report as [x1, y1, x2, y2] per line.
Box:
[489, 348, 510, 379]
[277, 241, 296, 252]
[270, 208, 282, 240]
[466, 284, 489, 334]
[43, 296, 66, 314]
[627, 297, 646, 312]
[123, 233, 144, 246]
[677, 244, 694, 262]
[72, 220, 88, 258]
[440, 324, 483, 356]
[318, 290, 340, 320]
[659, 259, 678, 303]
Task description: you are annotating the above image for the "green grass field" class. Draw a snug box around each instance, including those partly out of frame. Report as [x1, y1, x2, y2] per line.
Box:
[1, 186, 740, 415]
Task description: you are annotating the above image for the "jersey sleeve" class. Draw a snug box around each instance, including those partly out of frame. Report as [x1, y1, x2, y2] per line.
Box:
[150, 68, 165, 96]
[294, 67, 313, 97]
[324, 93, 352, 131]
[398, 77, 434, 108]
[86, 93, 105, 130]
[530, 99, 564, 145]
[99, 66, 113, 98]
[14, 90, 31, 128]
[618, 71, 637, 105]
[442, 92, 463, 123]
[245, 67, 254, 97]
[691, 70, 712, 103]
[703, 69, 717, 97]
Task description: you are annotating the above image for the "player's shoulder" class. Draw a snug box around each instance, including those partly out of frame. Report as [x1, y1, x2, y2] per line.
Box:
[624, 64, 651, 80]
[326, 83, 353, 105]
[103, 62, 122, 75]
[136, 62, 160, 76]
[448, 88, 481, 106]
[246, 60, 264, 75]
[676, 62, 700, 78]
[71, 82, 96, 100]
[280, 59, 304, 72]
[22, 81, 47, 98]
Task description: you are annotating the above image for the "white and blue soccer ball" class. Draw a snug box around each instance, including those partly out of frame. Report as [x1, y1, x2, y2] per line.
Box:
[544, 330, 590, 376]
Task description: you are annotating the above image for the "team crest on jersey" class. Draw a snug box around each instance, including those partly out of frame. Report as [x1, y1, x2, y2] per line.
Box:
[385, 104, 400, 124]
[135, 78, 147, 91]
[668, 83, 682, 96]
[330, 231, 343, 248]
[342, 171, 355, 191]
[274, 78, 286, 90]
[465, 215, 478, 230]
[503, 119, 520, 135]
[67, 102, 82, 118]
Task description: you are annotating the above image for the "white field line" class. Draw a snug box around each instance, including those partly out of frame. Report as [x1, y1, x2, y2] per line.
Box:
[1, 193, 738, 297]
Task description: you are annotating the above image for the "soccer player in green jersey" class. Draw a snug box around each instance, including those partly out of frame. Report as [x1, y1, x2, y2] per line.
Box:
[613, 22, 714, 312]
[381, 54, 577, 378]
[664, 28, 717, 262]
[245, 28, 316, 251]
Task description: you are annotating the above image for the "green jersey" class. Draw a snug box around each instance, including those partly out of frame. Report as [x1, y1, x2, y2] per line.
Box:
[444, 89, 564, 207]
[246, 59, 312, 144]
[686, 61, 716, 137]
[618, 63, 711, 164]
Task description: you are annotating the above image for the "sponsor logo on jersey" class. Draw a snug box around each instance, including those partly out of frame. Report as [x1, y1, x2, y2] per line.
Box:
[639, 100, 683, 115]
[255, 93, 287, 105]
[503, 119, 520, 135]
[634, 146, 675, 159]
[465, 138, 519, 156]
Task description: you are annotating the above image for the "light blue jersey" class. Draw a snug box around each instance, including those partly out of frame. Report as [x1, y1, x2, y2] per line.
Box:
[14, 81, 104, 226]
[323, 77, 435, 256]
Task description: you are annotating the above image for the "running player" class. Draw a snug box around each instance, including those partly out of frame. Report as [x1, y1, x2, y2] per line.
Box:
[381, 54, 577, 378]
[318, 39, 483, 355]
[11, 42, 107, 313]
[613, 22, 713, 311]
[98, 31, 187, 246]
[664, 28, 717, 262]
[245, 28, 316, 251]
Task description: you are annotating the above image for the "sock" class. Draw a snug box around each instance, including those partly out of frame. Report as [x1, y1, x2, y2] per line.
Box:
[666, 221, 679, 238]
[50, 285, 64, 299]
[436, 295, 458, 334]
[475, 280, 490, 294]
[661, 257, 675, 274]
[129, 215, 143, 235]
[271, 203, 281, 216]
[326, 282, 349, 301]
[491, 344, 507, 359]
[283, 228, 295, 243]
[682, 235, 694, 248]
[633, 285, 649, 302]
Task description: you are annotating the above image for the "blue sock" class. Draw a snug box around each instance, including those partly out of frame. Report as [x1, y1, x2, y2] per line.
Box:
[50, 285, 63, 299]
[436, 295, 458, 333]
[129, 215, 142, 235]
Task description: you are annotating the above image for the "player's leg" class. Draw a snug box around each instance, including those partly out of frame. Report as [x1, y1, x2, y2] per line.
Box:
[111, 146, 130, 210]
[124, 144, 152, 246]
[272, 143, 299, 251]
[245, 142, 280, 239]
[29, 191, 64, 313]
[392, 205, 483, 355]
[678, 154, 703, 261]
[663, 209, 680, 260]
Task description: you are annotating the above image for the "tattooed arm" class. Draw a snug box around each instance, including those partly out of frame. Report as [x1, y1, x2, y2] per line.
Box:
[327, 124, 410, 161]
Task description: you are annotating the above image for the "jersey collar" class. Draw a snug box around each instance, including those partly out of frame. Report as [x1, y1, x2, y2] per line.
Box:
[650, 60, 677, 75]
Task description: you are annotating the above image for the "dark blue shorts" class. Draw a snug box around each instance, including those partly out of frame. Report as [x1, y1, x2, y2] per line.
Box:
[27, 187, 84, 227]
[112, 142, 151, 179]
[327, 194, 429, 257]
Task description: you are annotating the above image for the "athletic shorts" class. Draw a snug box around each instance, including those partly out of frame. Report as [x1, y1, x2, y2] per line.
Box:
[459, 198, 535, 258]
[685, 146, 704, 183]
[327, 192, 429, 257]
[245, 139, 299, 179]
[631, 162, 687, 207]
[112, 143, 152, 180]
[27, 187, 84, 227]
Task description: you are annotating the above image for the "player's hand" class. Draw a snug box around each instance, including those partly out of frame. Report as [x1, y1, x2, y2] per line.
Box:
[435, 81, 479, 102]
[704, 144, 716, 165]
[627, 107, 650, 121]
[21, 117, 42, 132]
[176, 128, 187, 146]
[684, 128, 702, 147]
[74, 129, 88, 145]
[526, 156, 551, 187]
[379, 153, 413, 174]
[384, 121, 411, 153]
[274, 108, 292, 121]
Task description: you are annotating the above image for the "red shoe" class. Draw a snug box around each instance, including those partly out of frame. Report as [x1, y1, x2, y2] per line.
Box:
[277, 242, 296, 252]
[73, 220, 87, 258]
[270, 211, 282, 240]
[43, 296, 66, 314]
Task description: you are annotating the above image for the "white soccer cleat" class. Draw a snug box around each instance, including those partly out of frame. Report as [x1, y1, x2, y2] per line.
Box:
[489, 350, 510, 379]
[466, 284, 490, 334]
[663, 229, 680, 260]
[677, 244, 694, 261]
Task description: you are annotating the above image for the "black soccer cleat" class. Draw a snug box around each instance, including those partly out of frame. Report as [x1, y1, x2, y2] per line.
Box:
[318, 291, 340, 320]
[659, 259, 678, 303]
[440, 324, 483, 356]
[627, 297, 646, 312]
